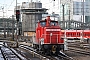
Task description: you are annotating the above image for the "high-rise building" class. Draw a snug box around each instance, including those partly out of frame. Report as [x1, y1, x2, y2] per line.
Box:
[60, 0, 90, 23]
[84, 0, 90, 23]
[59, 0, 90, 29]
[73, 0, 90, 23]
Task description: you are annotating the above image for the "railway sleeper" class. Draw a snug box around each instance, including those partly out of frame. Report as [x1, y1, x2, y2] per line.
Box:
[1, 46, 20, 60]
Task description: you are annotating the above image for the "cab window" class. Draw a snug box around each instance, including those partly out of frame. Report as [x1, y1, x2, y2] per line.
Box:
[50, 21, 57, 26]
[40, 21, 46, 27]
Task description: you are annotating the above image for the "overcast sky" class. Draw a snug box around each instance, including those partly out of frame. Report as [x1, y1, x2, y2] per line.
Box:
[0, 0, 47, 18]
[0, 0, 83, 18]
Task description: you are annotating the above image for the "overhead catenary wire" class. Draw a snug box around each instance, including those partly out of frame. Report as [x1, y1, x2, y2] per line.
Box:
[7, 0, 15, 10]
[0, 0, 15, 18]
[0, 0, 15, 10]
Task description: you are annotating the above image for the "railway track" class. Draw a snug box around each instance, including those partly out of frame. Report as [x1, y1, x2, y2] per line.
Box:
[19, 44, 73, 60]
[1, 46, 23, 60]
[1, 43, 73, 60]
[68, 47, 90, 55]
[57, 51, 73, 60]
[68, 42, 90, 49]
[19, 44, 56, 60]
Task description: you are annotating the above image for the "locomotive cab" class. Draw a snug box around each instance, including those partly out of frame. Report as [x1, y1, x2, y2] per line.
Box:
[37, 17, 58, 27]
[35, 16, 64, 55]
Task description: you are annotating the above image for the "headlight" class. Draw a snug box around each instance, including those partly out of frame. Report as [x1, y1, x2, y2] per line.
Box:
[40, 38, 44, 45]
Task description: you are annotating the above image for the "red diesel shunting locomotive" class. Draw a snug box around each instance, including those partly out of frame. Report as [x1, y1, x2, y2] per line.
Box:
[34, 16, 64, 55]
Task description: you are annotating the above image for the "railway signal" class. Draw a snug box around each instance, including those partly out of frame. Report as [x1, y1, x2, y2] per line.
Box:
[16, 10, 20, 48]
[16, 10, 20, 21]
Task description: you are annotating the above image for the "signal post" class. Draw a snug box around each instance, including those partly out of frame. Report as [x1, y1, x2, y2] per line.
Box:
[16, 10, 20, 48]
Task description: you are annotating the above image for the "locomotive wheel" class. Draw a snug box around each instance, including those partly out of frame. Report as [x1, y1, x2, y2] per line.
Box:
[33, 44, 38, 49]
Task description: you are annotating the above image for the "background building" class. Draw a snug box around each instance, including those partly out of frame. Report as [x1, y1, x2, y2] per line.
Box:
[73, 0, 90, 23]
[60, 0, 90, 23]
[59, 0, 90, 29]
[21, 1, 48, 36]
[60, 0, 73, 21]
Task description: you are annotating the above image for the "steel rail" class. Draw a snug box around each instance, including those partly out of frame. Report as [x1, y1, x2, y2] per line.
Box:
[19, 44, 73, 60]
[68, 47, 90, 55]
